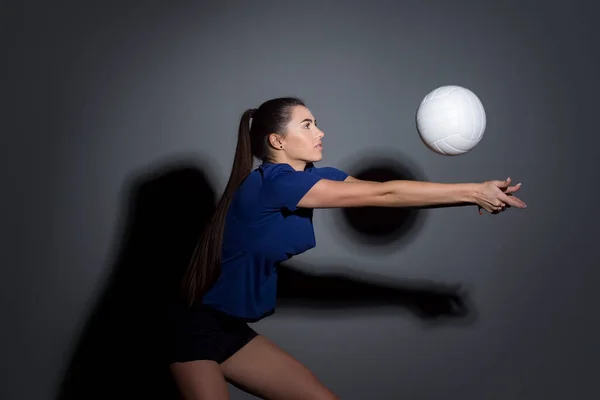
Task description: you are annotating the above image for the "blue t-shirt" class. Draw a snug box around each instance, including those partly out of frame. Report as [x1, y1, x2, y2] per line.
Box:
[201, 162, 348, 321]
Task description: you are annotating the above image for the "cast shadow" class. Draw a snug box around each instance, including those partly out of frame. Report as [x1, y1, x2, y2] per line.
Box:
[334, 153, 429, 253]
[56, 155, 475, 400]
[276, 263, 476, 327]
[55, 159, 218, 400]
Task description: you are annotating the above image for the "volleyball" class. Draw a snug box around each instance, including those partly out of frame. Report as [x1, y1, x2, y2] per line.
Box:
[415, 85, 486, 155]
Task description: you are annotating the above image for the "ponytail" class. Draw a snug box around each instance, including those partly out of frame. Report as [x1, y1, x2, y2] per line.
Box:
[181, 109, 256, 306]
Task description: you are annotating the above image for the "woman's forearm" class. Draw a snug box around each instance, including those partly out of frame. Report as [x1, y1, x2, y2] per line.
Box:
[379, 180, 478, 207]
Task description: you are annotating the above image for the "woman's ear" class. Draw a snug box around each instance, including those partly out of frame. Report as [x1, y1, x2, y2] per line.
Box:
[268, 133, 284, 149]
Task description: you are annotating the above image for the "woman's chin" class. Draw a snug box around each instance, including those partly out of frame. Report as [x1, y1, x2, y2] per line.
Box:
[311, 151, 324, 162]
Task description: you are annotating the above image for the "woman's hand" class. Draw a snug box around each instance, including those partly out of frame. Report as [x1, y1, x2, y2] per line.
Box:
[474, 177, 526, 214]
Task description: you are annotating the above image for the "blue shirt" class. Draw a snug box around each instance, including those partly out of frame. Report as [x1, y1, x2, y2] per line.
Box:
[201, 162, 348, 321]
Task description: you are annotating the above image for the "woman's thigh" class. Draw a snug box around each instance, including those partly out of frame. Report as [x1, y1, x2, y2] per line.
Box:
[170, 360, 229, 400]
[220, 335, 339, 400]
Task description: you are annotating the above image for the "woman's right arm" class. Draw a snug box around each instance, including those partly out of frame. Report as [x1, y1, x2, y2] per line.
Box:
[297, 177, 526, 213]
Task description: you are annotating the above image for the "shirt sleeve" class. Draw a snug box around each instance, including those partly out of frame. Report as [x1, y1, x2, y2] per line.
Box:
[304, 164, 349, 181]
[261, 164, 323, 211]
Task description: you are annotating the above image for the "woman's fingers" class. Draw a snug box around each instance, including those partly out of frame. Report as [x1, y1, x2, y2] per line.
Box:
[500, 192, 527, 208]
[477, 179, 527, 214]
[504, 183, 522, 194]
[493, 177, 512, 189]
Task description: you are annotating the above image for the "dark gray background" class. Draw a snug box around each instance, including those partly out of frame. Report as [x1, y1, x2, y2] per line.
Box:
[3, 1, 598, 399]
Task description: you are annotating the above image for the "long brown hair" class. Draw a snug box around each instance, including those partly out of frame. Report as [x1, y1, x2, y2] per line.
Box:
[181, 97, 306, 306]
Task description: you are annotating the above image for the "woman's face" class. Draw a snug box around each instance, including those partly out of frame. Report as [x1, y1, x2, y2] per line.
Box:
[271, 105, 325, 167]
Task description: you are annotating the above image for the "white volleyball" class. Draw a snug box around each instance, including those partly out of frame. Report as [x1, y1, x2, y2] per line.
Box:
[416, 85, 486, 155]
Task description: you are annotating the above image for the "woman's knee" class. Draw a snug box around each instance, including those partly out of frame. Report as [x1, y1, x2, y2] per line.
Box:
[170, 360, 229, 400]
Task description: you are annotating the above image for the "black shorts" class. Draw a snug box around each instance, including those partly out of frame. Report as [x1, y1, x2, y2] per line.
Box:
[167, 303, 258, 364]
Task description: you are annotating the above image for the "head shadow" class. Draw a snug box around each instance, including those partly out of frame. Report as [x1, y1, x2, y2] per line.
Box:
[55, 157, 218, 400]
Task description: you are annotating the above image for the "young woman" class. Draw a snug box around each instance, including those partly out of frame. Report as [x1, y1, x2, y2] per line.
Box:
[168, 97, 526, 399]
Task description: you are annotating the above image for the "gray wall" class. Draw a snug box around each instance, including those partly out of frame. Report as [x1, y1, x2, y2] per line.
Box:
[3, 1, 598, 399]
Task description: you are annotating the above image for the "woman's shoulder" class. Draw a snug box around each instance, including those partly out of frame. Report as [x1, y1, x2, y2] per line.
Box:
[257, 162, 297, 180]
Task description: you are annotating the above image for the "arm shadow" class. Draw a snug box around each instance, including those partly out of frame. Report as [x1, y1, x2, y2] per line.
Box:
[276, 263, 477, 327]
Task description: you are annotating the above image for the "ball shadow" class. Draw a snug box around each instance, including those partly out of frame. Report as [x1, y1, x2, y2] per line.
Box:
[334, 153, 429, 252]
[55, 158, 217, 400]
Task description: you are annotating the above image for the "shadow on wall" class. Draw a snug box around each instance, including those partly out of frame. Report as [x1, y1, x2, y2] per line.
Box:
[56, 159, 217, 400]
[276, 264, 474, 327]
[334, 153, 429, 253]
[55, 156, 475, 400]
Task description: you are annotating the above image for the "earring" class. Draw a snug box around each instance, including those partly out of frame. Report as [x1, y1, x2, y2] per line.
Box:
[280, 146, 283, 149]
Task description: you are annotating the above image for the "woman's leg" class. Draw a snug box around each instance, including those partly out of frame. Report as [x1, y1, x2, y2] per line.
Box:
[170, 360, 229, 400]
[220, 335, 339, 400]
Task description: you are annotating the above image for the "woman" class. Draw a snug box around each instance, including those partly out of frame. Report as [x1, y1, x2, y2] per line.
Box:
[168, 97, 526, 399]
